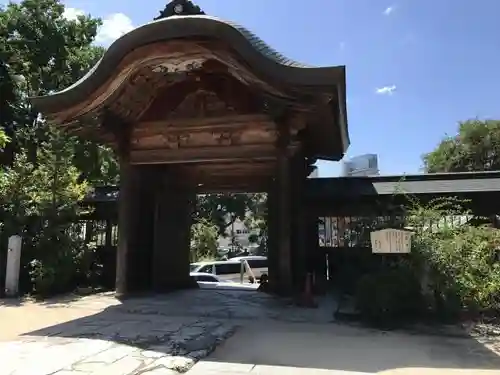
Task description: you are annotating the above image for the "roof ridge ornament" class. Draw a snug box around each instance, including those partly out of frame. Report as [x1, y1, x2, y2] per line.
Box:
[154, 0, 206, 20]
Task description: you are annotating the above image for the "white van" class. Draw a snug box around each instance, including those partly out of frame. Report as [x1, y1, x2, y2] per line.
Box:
[190, 260, 242, 282]
[228, 256, 268, 279]
[190, 257, 268, 283]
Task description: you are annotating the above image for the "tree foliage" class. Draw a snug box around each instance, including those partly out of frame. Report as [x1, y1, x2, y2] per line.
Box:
[355, 196, 500, 325]
[408, 198, 500, 318]
[0, 129, 93, 296]
[196, 193, 265, 237]
[423, 119, 500, 173]
[190, 219, 218, 262]
[0, 0, 117, 184]
[0, 128, 9, 150]
[0, 0, 114, 296]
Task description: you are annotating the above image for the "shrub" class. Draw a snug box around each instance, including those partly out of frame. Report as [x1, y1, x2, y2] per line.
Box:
[0, 131, 94, 297]
[26, 224, 97, 297]
[355, 196, 500, 325]
[356, 264, 423, 326]
[412, 222, 500, 319]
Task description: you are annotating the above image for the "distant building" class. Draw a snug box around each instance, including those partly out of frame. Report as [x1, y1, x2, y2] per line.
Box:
[217, 217, 259, 250]
[341, 154, 379, 177]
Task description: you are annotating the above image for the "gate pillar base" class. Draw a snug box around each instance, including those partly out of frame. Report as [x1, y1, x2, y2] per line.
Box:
[151, 166, 197, 293]
[116, 165, 156, 297]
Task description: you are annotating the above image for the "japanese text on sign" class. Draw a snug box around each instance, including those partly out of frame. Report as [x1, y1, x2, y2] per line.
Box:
[370, 229, 412, 254]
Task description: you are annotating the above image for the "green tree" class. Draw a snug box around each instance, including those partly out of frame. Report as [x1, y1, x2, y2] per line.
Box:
[0, 128, 9, 150]
[190, 219, 218, 262]
[195, 193, 263, 237]
[0, 0, 116, 295]
[423, 119, 500, 173]
[408, 198, 500, 318]
[0, 128, 92, 295]
[244, 193, 268, 254]
[0, 0, 118, 184]
[0, 59, 17, 133]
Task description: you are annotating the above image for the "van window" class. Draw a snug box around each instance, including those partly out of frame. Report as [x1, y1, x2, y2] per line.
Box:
[190, 264, 200, 272]
[248, 259, 268, 269]
[215, 263, 241, 275]
[198, 265, 213, 273]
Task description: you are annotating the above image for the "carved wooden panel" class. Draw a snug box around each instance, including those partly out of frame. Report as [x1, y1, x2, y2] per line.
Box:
[129, 143, 278, 165]
[131, 133, 179, 150]
[138, 72, 265, 123]
[132, 129, 246, 150]
[110, 69, 169, 122]
[168, 89, 238, 120]
[238, 128, 276, 145]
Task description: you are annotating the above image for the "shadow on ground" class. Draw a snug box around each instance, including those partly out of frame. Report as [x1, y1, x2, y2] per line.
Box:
[0, 291, 94, 308]
[0, 298, 24, 307]
[4, 289, 500, 374]
[6, 289, 336, 373]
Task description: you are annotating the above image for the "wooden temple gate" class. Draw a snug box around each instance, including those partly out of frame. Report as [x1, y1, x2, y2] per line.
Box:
[75, 171, 500, 296]
[30, 1, 349, 296]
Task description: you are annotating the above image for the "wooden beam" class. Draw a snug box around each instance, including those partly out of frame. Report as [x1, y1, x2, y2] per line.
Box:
[135, 114, 274, 133]
[183, 161, 275, 175]
[198, 185, 268, 193]
[129, 144, 291, 164]
[196, 177, 270, 193]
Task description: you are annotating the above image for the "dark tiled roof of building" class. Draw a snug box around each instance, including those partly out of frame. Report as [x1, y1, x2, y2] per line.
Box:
[306, 171, 500, 199]
[223, 19, 309, 68]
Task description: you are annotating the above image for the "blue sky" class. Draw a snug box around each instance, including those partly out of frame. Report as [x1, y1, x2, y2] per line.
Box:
[5, 0, 500, 176]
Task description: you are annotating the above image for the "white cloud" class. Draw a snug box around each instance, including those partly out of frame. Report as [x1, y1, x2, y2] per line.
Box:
[62, 7, 84, 21]
[63, 7, 134, 46]
[375, 85, 397, 95]
[95, 13, 135, 45]
[383, 6, 395, 15]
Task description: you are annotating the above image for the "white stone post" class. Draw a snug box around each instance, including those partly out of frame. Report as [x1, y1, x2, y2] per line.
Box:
[5, 235, 22, 297]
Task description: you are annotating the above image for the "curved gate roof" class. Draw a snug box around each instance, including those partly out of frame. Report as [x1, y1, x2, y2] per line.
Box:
[30, 5, 349, 160]
[31, 14, 345, 116]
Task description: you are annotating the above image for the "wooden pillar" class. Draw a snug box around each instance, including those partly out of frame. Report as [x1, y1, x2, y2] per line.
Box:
[105, 219, 113, 248]
[273, 117, 293, 295]
[115, 125, 132, 297]
[0, 233, 6, 298]
[114, 122, 155, 296]
[266, 184, 279, 289]
[290, 153, 308, 292]
[151, 166, 197, 292]
[116, 165, 156, 295]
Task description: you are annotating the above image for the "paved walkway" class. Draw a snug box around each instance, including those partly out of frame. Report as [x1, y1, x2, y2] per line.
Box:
[191, 321, 500, 374]
[1, 290, 500, 374]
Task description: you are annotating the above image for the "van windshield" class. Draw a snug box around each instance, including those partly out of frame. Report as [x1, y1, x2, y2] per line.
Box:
[190, 264, 201, 272]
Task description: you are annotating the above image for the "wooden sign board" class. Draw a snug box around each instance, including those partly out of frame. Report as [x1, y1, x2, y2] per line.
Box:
[370, 229, 412, 254]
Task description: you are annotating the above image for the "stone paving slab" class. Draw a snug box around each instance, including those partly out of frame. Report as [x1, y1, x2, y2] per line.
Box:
[0, 332, 229, 375]
[0, 289, 337, 375]
[189, 361, 371, 375]
[2, 290, 500, 374]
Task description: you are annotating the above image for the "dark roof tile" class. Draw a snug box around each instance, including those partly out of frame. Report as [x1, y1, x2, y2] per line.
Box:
[307, 172, 500, 199]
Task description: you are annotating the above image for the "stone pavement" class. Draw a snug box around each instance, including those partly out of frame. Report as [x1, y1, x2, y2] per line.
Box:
[191, 320, 500, 374]
[0, 289, 337, 375]
[1, 290, 500, 375]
